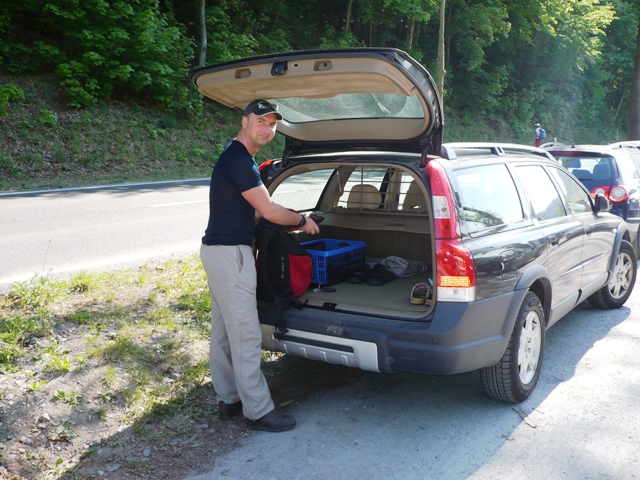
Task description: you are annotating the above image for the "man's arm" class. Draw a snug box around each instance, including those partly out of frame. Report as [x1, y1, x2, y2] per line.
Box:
[242, 184, 320, 235]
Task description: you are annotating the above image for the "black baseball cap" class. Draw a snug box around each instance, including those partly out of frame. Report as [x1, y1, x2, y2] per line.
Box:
[244, 100, 282, 120]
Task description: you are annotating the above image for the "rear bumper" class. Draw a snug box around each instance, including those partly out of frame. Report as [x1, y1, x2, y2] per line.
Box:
[258, 288, 527, 375]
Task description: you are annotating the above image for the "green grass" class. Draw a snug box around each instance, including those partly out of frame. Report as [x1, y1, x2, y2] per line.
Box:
[0, 255, 212, 413]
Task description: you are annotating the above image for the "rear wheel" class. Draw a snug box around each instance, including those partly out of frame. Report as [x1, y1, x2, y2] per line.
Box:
[588, 240, 637, 309]
[480, 291, 545, 403]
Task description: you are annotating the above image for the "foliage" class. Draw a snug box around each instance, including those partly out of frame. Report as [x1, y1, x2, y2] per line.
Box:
[0, 82, 24, 115]
[207, 0, 292, 62]
[1, 0, 639, 148]
[1, 0, 201, 112]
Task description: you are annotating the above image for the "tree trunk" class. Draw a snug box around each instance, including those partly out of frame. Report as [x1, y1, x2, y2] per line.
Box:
[407, 19, 415, 48]
[628, 23, 640, 139]
[197, 0, 207, 67]
[345, 0, 354, 32]
[437, 0, 446, 100]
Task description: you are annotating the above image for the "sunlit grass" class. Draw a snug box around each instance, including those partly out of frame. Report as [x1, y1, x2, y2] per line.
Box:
[8, 275, 66, 308]
[0, 249, 223, 479]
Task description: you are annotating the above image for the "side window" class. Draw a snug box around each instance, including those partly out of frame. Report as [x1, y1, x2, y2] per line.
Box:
[270, 168, 334, 212]
[453, 164, 524, 234]
[630, 152, 640, 177]
[548, 167, 592, 214]
[616, 153, 640, 188]
[516, 165, 566, 221]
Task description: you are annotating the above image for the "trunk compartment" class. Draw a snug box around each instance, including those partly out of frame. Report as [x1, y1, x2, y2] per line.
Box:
[290, 214, 433, 319]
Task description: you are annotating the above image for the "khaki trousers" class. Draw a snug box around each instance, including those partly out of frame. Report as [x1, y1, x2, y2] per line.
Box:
[200, 244, 274, 420]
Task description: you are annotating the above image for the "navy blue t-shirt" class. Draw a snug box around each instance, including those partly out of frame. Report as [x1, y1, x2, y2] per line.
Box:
[202, 140, 263, 246]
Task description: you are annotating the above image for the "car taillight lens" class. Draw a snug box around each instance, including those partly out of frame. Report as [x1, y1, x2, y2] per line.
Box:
[591, 185, 628, 203]
[259, 159, 274, 172]
[428, 160, 477, 302]
[610, 186, 628, 202]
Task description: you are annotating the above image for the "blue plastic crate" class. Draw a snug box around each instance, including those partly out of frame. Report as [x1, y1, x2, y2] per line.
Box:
[301, 238, 366, 285]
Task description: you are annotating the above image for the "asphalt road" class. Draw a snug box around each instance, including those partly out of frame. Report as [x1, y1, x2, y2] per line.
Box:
[0, 179, 210, 291]
[184, 293, 640, 480]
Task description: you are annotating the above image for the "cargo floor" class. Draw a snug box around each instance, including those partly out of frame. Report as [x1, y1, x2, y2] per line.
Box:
[301, 273, 432, 319]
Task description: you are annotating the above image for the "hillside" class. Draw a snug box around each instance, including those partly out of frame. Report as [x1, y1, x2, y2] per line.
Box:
[0, 74, 284, 193]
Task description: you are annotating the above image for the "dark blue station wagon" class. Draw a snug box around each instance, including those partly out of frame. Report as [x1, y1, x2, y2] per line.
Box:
[190, 48, 637, 403]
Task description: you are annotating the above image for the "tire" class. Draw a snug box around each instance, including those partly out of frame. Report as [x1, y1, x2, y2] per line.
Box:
[588, 240, 637, 309]
[480, 291, 545, 403]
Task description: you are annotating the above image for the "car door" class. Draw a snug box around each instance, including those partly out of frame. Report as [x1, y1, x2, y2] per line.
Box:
[548, 166, 613, 293]
[514, 164, 585, 315]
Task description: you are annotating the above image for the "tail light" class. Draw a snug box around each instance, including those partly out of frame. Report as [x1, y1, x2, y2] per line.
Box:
[259, 159, 280, 184]
[428, 160, 477, 302]
[591, 185, 628, 203]
[258, 159, 275, 172]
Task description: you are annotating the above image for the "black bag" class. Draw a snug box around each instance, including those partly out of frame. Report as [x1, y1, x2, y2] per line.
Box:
[254, 220, 313, 332]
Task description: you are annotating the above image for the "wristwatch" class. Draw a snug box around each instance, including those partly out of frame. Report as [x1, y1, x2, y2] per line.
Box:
[297, 214, 307, 228]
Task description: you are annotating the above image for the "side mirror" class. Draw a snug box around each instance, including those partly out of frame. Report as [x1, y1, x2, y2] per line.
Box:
[593, 193, 610, 212]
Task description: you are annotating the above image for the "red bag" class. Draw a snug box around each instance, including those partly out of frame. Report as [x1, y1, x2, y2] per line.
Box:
[254, 221, 312, 303]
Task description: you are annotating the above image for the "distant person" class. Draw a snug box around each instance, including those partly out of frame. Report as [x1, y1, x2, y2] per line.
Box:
[200, 99, 320, 432]
[534, 123, 546, 147]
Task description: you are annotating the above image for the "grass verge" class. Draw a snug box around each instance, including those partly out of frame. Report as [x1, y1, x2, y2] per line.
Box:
[0, 256, 364, 479]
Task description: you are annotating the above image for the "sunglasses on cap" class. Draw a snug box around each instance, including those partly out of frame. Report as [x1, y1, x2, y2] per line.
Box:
[254, 101, 279, 111]
[245, 100, 282, 119]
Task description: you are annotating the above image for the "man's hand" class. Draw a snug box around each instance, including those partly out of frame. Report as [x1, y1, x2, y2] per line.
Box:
[300, 216, 320, 235]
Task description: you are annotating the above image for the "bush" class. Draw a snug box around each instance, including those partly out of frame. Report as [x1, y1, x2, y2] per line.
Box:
[2, 0, 201, 112]
[0, 82, 24, 115]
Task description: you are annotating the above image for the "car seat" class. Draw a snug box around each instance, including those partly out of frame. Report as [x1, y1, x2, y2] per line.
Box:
[403, 180, 428, 210]
[592, 163, 612, 181]
[347, 184, 382, 209]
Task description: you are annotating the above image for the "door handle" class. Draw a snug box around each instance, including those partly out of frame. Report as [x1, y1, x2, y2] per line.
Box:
[500, 249, 516, 271]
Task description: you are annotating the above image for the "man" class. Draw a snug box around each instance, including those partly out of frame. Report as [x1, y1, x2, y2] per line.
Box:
[534, 123, 544, 147]
[200, 99, 319, 433]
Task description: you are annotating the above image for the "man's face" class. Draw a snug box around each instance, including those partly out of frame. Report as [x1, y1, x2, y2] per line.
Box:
[242, 113, 278, 149]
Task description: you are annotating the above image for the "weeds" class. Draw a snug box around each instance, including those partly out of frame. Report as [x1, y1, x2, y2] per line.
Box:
[44, 352, 72, 374]
[28, 379, 48, 391]
[8, 275, 66, 308]
[54, 389, 83, 407]
[68, 271, 98, 293]
[46, 420, 77, 442]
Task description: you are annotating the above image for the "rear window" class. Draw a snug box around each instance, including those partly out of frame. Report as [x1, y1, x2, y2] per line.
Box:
[270, 165, 428, 214]
[277, 94, 424, 123]
[556, 154, 616, 182]
[453, 164, 524, 234]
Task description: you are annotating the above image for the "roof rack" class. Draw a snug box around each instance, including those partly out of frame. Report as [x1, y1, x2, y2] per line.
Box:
[441, 142, 556, 161]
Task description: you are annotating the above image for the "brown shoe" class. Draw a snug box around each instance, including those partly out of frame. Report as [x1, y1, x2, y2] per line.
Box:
[218, 401, 242, 420]
[247, 409, 296, 432]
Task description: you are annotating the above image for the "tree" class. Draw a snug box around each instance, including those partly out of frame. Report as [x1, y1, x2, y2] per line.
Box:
[197, 0, 207, 67]
[629, 27, 640, 139]
[437, 0, 446, 99]
[626, 1, 640, 139]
